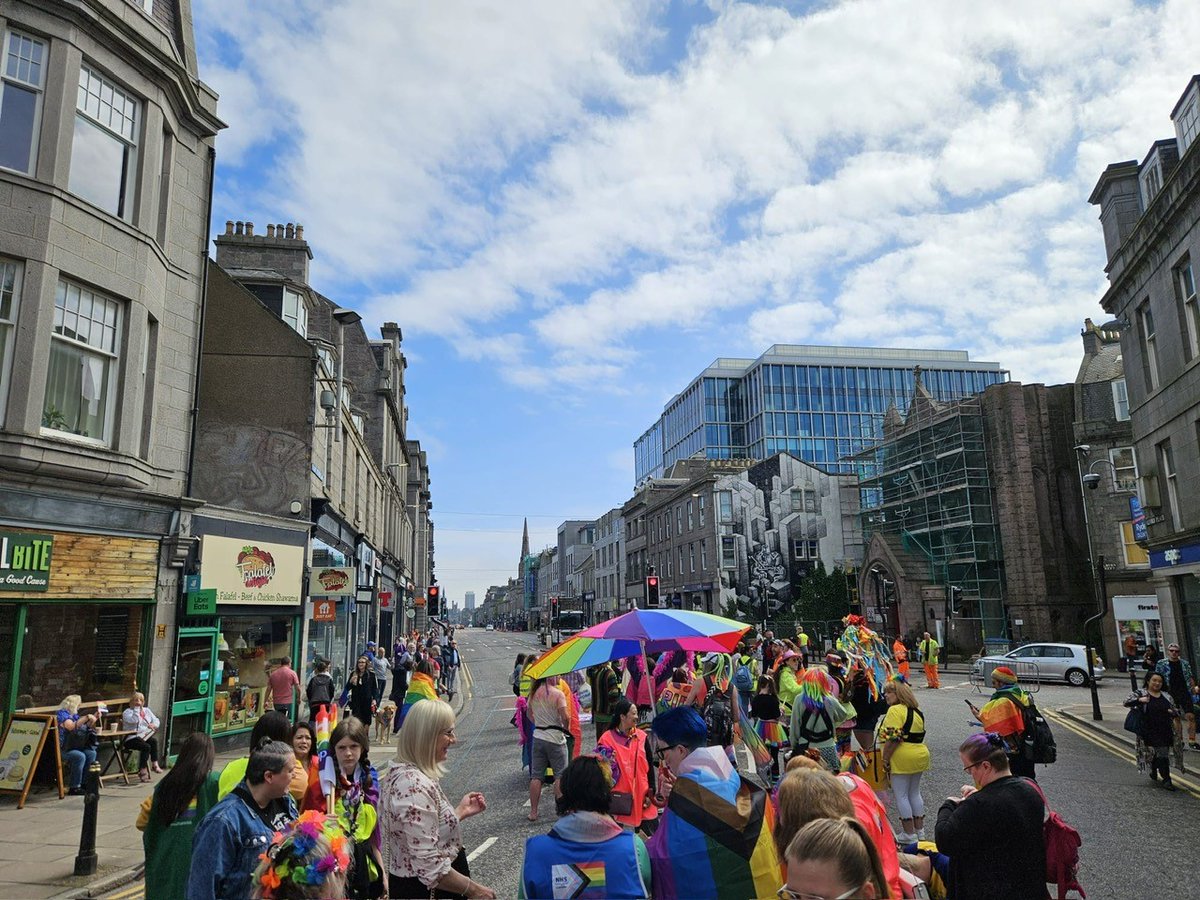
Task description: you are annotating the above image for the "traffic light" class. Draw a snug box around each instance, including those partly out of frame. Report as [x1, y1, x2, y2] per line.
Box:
[427, 584, 440, 616]
[550, 597, 560, 619]
[644, 575, 660, 608]
[949, 585, 963, 615]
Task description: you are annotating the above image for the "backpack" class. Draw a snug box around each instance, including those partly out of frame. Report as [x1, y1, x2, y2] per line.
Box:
[1021, 700, 1057, 764]
[733, 659, 754, 696]
[306, 673, 335, 706]
[702, 677, 734, 747]
[1028, 780, 1085, 899]
[796, 706, 835, 746]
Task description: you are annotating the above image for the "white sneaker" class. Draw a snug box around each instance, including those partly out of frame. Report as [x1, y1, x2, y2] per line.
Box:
[917, 828, 927, 840]
[896, 832, 916, 846]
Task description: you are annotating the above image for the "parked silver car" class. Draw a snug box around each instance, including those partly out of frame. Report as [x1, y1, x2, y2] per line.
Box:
[973, 642, 1105, 687]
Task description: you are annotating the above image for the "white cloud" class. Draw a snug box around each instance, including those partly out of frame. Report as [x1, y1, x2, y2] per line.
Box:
[197, 0, 1200, 394]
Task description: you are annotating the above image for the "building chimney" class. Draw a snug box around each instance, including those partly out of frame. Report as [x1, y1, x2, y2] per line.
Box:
[214, 213, 314, 283]
[1089, 161, 1141, 271]
[225, 220, 234, 235]
[285, 223, 295, 239]
[266, 224, 276, 238]
[1080, 319, 1100, 357]
[245, 221, 254, 236]
[235, 221, 244, 235]
[296, 225, 304, 240]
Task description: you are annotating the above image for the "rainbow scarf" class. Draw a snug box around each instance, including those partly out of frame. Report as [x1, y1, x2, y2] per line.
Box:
[647, 750, 782, 899]
[979, 686, 1029, 742]
[397, 672, 438, 729]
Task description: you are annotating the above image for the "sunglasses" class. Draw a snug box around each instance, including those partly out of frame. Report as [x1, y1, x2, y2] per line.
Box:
[777, 887, 861, 900]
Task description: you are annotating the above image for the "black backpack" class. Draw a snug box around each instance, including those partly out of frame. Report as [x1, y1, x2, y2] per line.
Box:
[796, 707, 835, 747]
[307, 673, 335, 706]
[702, 677, 734, 747]
[1021, 700, 1057, 764]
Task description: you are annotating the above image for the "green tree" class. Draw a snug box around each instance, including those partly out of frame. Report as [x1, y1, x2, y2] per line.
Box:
[795, 562, 853, 625]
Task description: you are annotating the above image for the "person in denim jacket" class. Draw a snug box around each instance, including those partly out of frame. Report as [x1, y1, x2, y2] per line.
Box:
[185, 740, 297, 900]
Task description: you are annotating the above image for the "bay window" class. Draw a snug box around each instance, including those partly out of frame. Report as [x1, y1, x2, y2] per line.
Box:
[0, 259, 21, 423]
[43, 280, 121, 443]
[0, 30, 46, 174]
[69, 64, 140, 220]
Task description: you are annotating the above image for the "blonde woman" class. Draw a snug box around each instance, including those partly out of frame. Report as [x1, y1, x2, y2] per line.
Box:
[783, 817, 891, 900]
[380, 700, 496, 899]
[879, 679, 931, 843]
[57, 695, 98, 795]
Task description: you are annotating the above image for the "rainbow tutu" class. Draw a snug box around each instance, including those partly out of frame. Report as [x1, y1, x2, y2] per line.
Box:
[755, 719, 787, 746]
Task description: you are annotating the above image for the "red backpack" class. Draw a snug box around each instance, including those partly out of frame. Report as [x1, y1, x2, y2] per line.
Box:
[1028, 780, 1085, 899]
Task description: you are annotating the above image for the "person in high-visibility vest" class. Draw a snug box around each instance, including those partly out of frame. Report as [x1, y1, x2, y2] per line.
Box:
[796, 627, 811, 667]
[919, 632, 940, 689]
[893, 637, 910, 679]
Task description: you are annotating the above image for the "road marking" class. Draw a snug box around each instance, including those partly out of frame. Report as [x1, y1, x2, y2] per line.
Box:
[105, 885, 144, 900]
[467, 836, 497, 862]
[1046, 710, 1200, 799]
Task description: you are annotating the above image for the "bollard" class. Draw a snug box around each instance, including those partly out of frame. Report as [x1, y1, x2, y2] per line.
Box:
[74, 761, 101, 876]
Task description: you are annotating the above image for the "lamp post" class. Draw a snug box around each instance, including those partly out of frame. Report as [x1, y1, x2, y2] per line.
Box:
[1073, 444, 1118, 721]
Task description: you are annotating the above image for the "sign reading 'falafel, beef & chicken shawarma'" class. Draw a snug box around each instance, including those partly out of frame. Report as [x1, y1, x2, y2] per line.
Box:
[0, 531, 53, 591]
[199, 534, 304, 605]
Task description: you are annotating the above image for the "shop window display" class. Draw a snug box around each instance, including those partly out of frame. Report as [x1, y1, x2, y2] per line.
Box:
[212, 615, 294, 733]
[17, 604, 146, 706]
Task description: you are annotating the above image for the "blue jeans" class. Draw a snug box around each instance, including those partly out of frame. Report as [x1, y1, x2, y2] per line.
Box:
[64, 747, 97, 788]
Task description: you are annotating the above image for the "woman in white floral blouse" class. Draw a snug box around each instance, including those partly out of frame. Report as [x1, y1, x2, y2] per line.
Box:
[381, 700, 496, 899]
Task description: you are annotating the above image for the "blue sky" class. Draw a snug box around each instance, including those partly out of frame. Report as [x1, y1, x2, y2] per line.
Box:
[191, 0, 1200, 605]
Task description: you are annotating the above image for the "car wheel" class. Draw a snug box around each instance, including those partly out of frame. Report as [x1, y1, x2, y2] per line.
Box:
[1066, 668, 1088, 687]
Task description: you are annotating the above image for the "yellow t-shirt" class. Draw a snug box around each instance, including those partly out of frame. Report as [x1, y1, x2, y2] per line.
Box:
[879, 703, 931, 775]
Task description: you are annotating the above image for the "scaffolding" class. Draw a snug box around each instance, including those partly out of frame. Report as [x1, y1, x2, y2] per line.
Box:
[852, 395, 1007, 638]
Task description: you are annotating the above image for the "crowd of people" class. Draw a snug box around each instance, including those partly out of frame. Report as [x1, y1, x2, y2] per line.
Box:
[115, 618, 1200, 898]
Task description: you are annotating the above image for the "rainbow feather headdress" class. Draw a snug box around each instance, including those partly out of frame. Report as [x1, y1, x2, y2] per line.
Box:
[255, 811, 351, 897]
[797, 667, 836, 712]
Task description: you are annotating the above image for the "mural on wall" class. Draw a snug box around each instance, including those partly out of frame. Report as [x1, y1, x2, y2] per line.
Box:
[717, 453, 862, 619]
[195, 425, 310, 516]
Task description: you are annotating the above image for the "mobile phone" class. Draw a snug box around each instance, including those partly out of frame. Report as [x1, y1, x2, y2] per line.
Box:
[963, 699, 974, 707]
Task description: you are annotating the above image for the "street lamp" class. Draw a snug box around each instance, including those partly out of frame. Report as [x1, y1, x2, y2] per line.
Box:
[1073, 444, 1118, 721]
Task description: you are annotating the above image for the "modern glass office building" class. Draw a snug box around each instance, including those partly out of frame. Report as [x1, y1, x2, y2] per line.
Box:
[634, 345, 1008, 483]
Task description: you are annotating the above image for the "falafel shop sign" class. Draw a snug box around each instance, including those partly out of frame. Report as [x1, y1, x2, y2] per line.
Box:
[199, 534, 304, 605]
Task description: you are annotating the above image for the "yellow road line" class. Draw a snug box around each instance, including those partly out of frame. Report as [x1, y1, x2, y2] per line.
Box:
[104, 884, 143, 900]
[1045, 710, 1200, 799]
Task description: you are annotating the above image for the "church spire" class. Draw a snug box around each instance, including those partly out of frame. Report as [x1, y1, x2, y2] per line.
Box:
[520, 517, 530, 564]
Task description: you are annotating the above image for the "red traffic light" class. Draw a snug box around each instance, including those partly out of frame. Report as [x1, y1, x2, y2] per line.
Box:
[647, 576, 658, 587]
[428, 585, 440, 599]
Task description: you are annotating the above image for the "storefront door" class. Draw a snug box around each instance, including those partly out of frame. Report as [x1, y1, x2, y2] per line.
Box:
[168, 629, 218, 759]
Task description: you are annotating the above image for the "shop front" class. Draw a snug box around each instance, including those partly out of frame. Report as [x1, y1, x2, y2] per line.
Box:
[1112, 595, 1162, 661]
[0, 529, 156, 726]
[169, 530, 305, 755]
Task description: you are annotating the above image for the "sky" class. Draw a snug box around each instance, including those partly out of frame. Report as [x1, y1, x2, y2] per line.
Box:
[192, 0, 1200, 606]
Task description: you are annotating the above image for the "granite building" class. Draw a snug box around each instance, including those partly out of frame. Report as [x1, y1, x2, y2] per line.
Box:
[0, 0, 221, 726]
[1090, 75, 1200, 663]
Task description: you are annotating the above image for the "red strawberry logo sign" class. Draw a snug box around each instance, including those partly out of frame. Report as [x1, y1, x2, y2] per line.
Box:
[235, 546, 276, 589]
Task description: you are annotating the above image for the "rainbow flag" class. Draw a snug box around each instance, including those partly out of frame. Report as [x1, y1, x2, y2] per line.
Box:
[398, 671, 438, 729]
[647, 756, 782, 899]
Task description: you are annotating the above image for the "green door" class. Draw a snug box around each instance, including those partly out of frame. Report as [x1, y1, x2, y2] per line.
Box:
[168, 628, 218, 758]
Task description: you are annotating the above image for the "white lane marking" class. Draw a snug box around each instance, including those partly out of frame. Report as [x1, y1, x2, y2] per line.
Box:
[523, 798, 530, 807]
[467, 837, 497, 863]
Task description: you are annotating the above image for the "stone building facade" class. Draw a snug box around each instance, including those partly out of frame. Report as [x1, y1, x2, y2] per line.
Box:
[0, 0, 221, 725]
[1090, 75, 1200, 663]
[593, 507, 624, 620]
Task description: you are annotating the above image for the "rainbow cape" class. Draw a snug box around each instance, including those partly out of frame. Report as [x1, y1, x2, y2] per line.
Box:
[397, 671, 439, 729]
[647, 752, 782, 899]
[978, 686, 1029, 744]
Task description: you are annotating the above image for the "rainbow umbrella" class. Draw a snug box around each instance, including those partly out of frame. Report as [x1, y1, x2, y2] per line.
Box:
[524, 608, 750, 680]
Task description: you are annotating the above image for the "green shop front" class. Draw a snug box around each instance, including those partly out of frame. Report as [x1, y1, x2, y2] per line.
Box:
[169, 529, 306, 755]
[0, 528, 158, 726]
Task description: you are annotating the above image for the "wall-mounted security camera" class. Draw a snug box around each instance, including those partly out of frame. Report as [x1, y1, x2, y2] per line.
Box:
[1082, 473, 1102, 489]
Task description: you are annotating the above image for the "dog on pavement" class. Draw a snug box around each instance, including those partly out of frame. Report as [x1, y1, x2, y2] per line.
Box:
[374, 702, 397, 743]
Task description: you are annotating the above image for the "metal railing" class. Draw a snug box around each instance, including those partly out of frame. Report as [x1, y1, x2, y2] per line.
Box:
[969, 659, 1041, 693]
